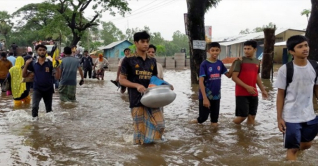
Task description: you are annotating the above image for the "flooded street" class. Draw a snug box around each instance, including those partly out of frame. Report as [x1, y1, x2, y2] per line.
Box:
[1, 67, 318, 165]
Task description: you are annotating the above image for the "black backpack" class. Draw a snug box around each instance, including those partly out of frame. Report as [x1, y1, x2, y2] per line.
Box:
[285, 60, 318, 97]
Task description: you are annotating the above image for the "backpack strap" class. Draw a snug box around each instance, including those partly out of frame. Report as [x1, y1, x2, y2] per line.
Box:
[308, 60, 318, 83]
[285, 61, 294, 98]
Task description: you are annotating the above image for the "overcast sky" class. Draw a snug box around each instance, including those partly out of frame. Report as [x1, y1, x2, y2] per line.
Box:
[0, 0, 311, 40]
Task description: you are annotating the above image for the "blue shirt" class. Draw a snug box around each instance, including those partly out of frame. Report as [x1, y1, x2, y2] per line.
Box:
[59, 56, 80, 86]
[27, 58, 54, 92]
[198, 59, 228, 100]
[7, 56, 16, 66]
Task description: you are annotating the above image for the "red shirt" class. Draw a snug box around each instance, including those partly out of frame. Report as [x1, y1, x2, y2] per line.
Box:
[233, 57, 260, 96]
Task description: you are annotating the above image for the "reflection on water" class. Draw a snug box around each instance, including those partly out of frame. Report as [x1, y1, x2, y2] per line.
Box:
[0, 68, 318, 165]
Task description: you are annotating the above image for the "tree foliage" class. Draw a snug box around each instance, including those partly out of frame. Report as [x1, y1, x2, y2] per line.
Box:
[301, 9, 311, 21]
[50, 0, 130, 45]
[11, 3, 71, 46]
[0, 11, 13, 48]
[100, 21, 125, 45]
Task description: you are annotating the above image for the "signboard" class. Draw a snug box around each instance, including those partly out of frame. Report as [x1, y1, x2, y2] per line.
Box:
[184, 13, 189, 35]
[205, 26, 212, 42]
[193, 40, 206, 50]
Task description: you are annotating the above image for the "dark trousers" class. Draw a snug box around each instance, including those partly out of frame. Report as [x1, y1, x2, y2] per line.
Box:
[197, 99, 220, 123]
[84, 68, 92, 78]
[32, 90, 53, 117]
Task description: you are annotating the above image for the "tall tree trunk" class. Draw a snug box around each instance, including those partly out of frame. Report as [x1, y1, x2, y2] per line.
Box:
[262, 28, 275, 79]
[71, 31, 81, 46]
[186, 0, 207, 84]
[306, 0, 318, 61]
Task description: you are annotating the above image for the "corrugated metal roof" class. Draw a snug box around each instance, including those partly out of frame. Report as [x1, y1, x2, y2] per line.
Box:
[98, 40, 132, 50]
[219, 28, 305, 46]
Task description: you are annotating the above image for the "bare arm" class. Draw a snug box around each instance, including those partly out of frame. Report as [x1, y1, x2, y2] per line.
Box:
[256, 75, 266, 91]
[22, 64, 29, 78]
[119, 74, 146, 92]
[276, 88, 286, 132]
[199, 77, 207, 99]
[78, 67, 84, 80]
[55, 67, 61, 80]
[224, 64, 235, 78]
[22, 59, 32, 77]
[116, 66, 121, 81]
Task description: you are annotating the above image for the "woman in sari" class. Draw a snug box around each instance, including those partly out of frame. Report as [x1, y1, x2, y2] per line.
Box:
[94, 54, 109, 80]
[7, 56, 30, 106]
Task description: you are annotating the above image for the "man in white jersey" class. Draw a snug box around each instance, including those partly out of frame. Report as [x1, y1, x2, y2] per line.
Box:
[274, 35, 318, 161]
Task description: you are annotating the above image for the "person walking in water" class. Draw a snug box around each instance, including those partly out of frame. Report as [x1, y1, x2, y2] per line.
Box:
[190, 42, 235, 127]
[80, 50, 94, 79]
[23, 44, 56, 120]
[147, 44, 164, 80]
[111, 48, 131, 93]
[57, 47, 84, 102]
[275, 35, 318, 161]
[231, 40, 268, 125]
[0, 52, 12, 92]
[94, 53, 108, 80]
[119, 31, 173, 144]
[7, 56, 31, 106]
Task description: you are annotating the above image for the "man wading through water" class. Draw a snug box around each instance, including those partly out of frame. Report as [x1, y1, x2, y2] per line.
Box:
[119, 31, 173, 144]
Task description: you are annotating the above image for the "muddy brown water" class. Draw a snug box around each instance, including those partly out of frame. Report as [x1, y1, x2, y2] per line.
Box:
[1, 66, 318, 165]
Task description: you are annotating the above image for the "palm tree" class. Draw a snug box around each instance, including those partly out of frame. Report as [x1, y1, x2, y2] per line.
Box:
[301, 9, 311, 22]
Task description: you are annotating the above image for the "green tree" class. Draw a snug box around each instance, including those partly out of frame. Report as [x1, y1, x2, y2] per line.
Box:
[100, 21, 125, 45]
[301, 9, 311, 22]
[12, 2, 71, 47]
[0, 11, 13, 49]
[172, 30, 189, 54]
[186, 0, 221, 83]
[51, 0, 130, 46]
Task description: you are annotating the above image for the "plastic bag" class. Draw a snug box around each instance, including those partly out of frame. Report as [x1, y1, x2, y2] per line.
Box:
[148, 76, 170, 88]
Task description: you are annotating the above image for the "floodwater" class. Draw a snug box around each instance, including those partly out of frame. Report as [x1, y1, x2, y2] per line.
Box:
[1, 65, 318, 166]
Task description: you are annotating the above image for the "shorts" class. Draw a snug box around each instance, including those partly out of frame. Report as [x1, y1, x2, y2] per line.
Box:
[284, 117, 318, 149]
[235, 96, 258, 117]
[197, 99, 220, 123]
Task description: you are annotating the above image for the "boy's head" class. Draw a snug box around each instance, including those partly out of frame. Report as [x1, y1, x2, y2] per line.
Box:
[83, 50, 88, 56]
[124, 48, 131, 56]
[243, 40, 257, 57]
[287, 35, 309, 59]
[35, 44, 47, 57]
[206, 42, 221, 60]
[147, 44, 156, 58]
[134, 31, 150, 52]
[64, 47, 72, 55]
[1, 52, 6, 59]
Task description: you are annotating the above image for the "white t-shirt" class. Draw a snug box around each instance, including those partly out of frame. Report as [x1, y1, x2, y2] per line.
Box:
[94, 58, 109, 70]
[274, 61, 318, 123]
